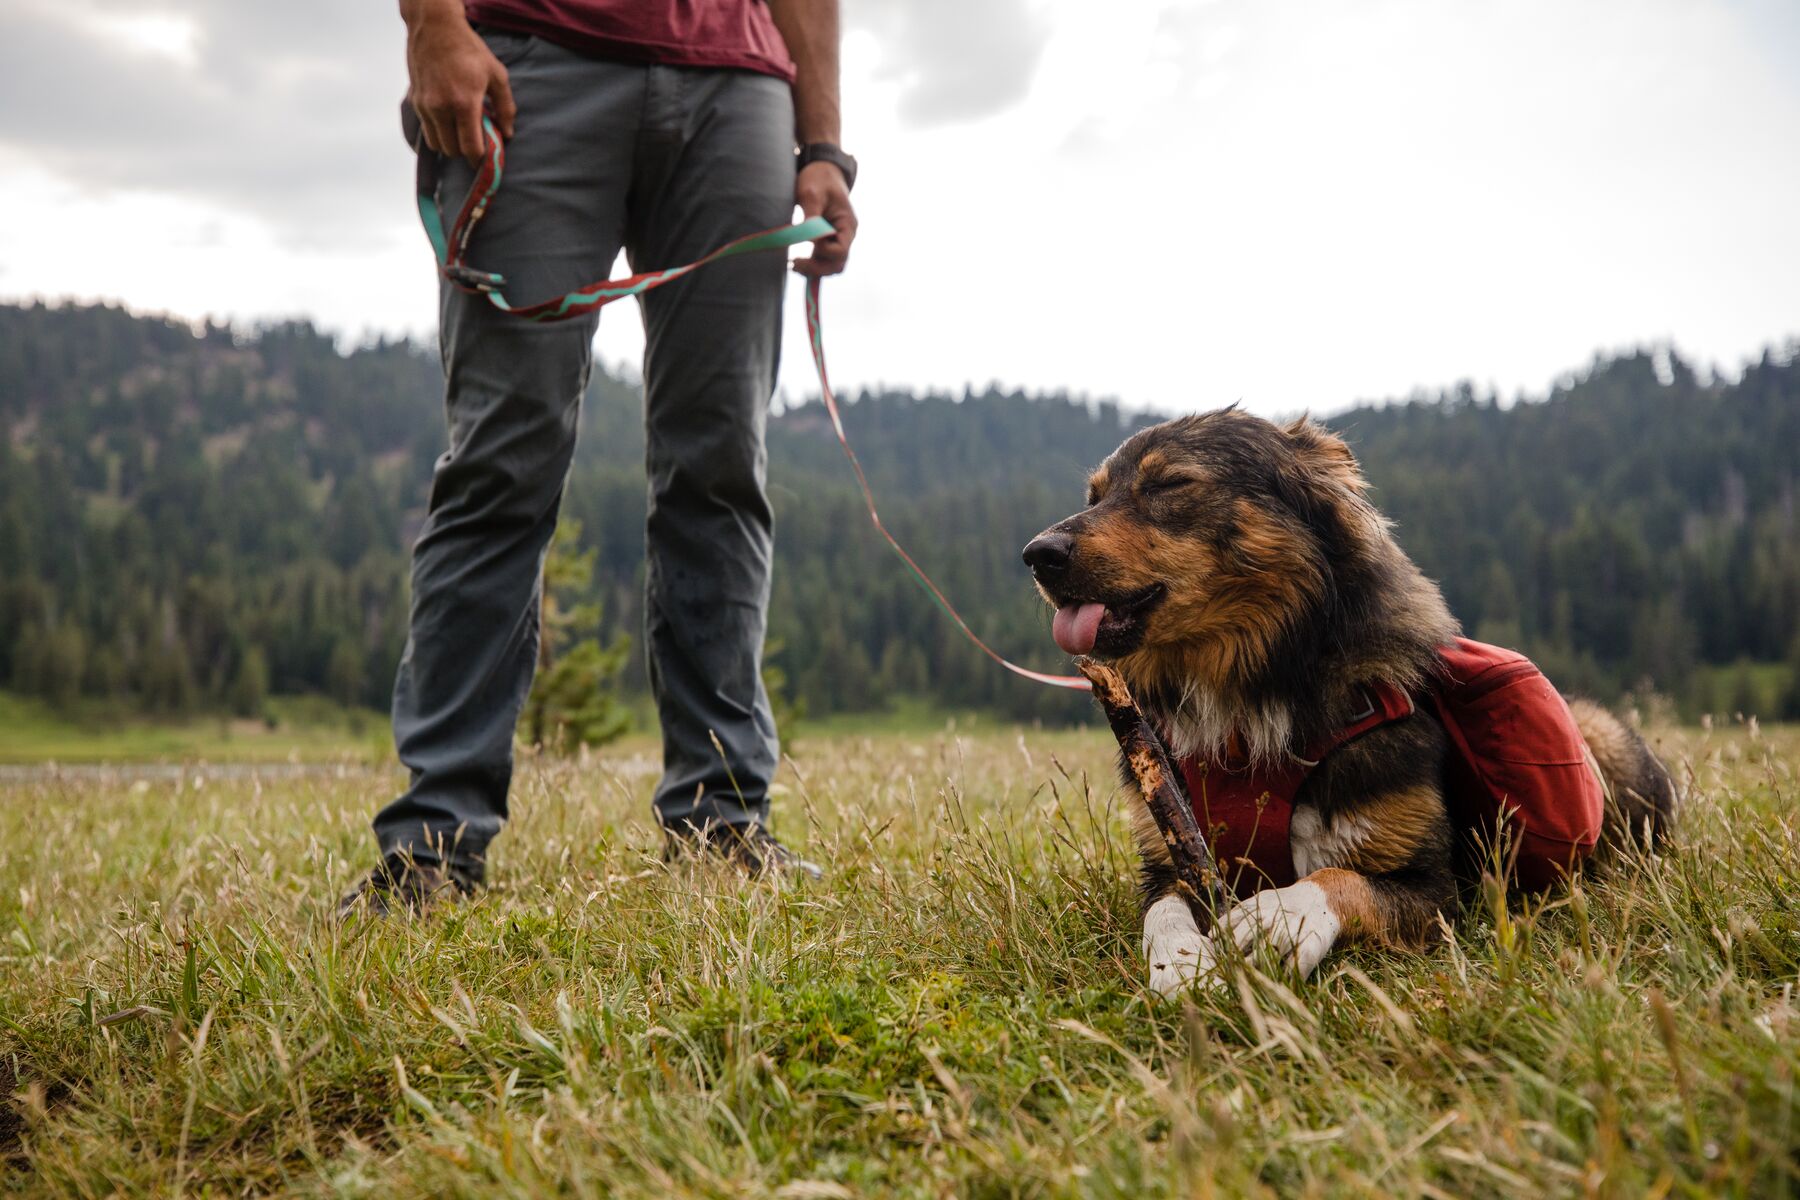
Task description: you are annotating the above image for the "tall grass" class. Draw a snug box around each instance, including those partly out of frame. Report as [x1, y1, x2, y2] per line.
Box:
[2, 723, 1795, 1197]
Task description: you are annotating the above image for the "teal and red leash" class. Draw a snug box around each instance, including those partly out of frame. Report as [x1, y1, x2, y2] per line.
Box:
[416, 112, 1090, 692]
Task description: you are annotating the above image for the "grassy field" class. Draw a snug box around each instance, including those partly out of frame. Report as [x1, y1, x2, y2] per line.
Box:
[0, 694, 388, 766]
[1, 721, 1796, 1197]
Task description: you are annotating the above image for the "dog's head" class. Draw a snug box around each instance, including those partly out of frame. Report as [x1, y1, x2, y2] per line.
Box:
[1023, 408, 1380, 686]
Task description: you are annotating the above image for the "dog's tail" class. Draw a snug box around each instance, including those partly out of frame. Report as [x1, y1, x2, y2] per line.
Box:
[1567, 698, 1679, 852]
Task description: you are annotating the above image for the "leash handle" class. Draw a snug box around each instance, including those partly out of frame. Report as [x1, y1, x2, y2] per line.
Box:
[418, 114, 836, 321]
[414, 113, 1091, 691]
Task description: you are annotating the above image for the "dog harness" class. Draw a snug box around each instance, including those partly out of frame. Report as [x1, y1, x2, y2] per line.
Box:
[1175, 639, 1608, 898]
[1176, 682, 1416, 898]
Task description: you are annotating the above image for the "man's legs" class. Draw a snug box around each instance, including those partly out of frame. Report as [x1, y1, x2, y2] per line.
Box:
[373, 35, 643, 879]
[630, 67, 797, 837]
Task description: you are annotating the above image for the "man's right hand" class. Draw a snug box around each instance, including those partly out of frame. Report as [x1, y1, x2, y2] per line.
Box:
[401, 0, 516, 164]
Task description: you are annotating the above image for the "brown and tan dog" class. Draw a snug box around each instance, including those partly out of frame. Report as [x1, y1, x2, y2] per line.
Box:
[1024, 409, 1676, 994]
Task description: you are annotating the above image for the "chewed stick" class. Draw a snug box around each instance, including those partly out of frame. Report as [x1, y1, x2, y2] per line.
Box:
[1075, 658, 1227, 915]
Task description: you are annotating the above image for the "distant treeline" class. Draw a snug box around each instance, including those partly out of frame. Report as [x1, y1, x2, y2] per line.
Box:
[1, 301, 1795, 725]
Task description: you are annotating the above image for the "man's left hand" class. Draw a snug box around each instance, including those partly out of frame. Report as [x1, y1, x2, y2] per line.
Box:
[794, 162, 857, 277]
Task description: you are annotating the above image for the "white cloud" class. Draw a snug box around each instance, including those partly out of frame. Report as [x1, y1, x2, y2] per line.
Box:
[0, 0, 405, 246]
[75, 8, 203, 68]
[850, 0, 1053, 125]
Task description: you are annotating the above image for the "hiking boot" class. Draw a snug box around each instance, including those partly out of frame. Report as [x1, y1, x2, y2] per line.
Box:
[337, 852, 480, 918]
[663, 823, 823, 881]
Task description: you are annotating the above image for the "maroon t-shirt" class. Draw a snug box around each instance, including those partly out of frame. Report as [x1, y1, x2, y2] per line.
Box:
[465, 0, 795, 82]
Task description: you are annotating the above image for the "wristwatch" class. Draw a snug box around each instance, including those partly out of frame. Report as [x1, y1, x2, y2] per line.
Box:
[796, 142, 858, 192]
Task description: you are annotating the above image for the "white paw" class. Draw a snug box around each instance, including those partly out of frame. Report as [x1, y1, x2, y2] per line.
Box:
[1143, 895, 1219, 998]
[1216, 881, 1341, 978]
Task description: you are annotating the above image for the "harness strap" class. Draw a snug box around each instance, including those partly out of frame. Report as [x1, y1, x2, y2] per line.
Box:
[1178, 679, 1417, 896]
[1289, 682, 1416, 767]
[408, 105, 1091, 691]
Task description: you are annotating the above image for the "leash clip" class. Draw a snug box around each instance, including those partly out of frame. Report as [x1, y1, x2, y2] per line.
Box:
[445, 264, 505, 293]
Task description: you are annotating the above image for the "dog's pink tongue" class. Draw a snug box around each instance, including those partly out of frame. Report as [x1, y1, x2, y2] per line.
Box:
[1052, 602, 1107, 656]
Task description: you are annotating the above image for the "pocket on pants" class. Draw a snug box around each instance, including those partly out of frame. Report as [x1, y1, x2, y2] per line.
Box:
[474, 25, 538, 69]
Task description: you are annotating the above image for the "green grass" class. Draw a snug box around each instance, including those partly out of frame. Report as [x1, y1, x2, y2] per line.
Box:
[1, 722, 1796, 1197]
[1688, 661, 1796, 723]
[793, 695, 1049, 738]
[0, 693, 388, 765]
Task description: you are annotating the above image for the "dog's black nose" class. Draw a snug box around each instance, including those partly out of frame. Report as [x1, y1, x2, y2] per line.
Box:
[1022, 532, 1074, 573]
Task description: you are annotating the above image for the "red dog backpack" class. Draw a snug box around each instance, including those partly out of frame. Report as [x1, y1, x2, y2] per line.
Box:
[1428, 638, 1606, 890]
[1176, 638, 1605, 896]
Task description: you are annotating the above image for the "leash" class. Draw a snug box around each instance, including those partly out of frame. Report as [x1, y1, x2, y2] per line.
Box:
[412, 109, 1090, 692]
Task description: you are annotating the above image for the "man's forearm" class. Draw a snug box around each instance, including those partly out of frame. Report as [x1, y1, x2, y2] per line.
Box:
[772, 0, 855, 274]
[767, 0, 841, 145]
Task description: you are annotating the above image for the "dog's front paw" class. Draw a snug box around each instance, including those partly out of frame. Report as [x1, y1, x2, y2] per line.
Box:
[1143, 894, 1219, 997]
[1216, 880, 1341, 978]
[1149, 944, 1217, 997]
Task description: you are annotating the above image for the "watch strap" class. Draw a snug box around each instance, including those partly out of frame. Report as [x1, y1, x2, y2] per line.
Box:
[797, 142, 857, 191]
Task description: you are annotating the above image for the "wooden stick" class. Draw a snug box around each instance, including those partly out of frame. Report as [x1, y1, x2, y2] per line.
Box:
[1075, 657, 1227, 915]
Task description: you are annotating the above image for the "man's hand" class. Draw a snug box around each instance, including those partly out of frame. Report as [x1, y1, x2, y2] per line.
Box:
[401, 0, 516, 164]
[793, 162, 856, 277]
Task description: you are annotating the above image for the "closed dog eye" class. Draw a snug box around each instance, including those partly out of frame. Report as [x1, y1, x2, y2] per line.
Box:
[1137, 473, 1204, 497]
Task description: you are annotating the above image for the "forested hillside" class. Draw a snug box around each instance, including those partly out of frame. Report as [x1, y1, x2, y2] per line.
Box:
[1, 300, 1795, 725]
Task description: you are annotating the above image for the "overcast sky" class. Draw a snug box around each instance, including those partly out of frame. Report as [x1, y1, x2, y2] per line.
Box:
[1, 0, 1796, 416]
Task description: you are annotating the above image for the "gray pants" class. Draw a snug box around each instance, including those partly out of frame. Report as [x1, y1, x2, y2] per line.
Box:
[375, 29, 793, 875]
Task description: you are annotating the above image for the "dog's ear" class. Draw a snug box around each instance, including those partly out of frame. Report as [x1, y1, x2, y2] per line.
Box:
[1266, 415, 1384, 557]
[1282, 416, 1368, 496]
